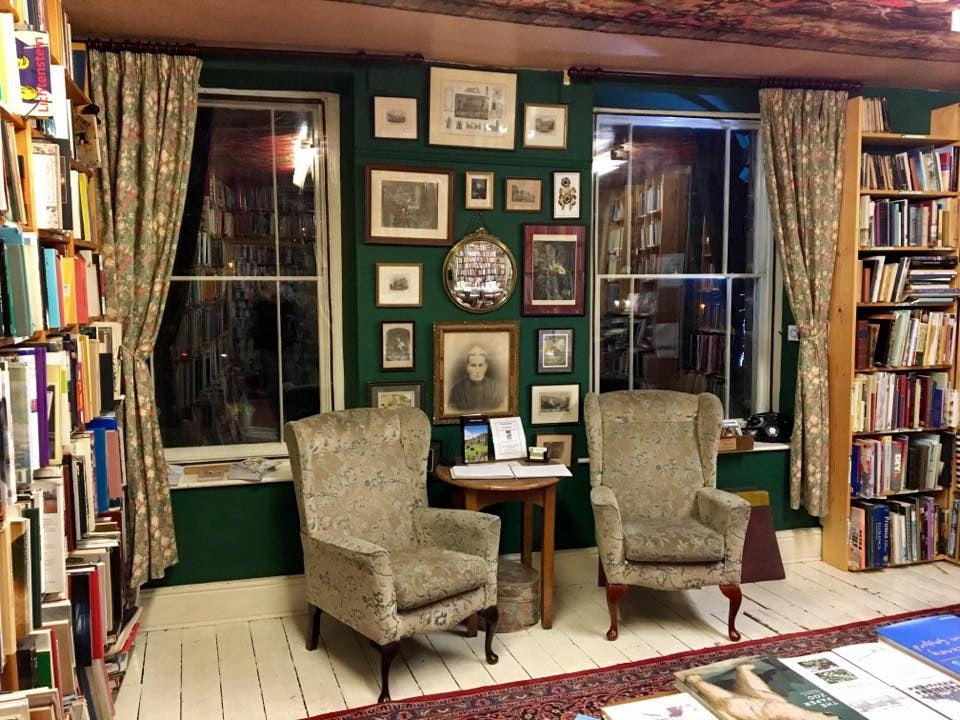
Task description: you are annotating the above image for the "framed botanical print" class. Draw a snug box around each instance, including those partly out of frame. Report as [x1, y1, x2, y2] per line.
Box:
[429, 67, 517, 150]
[537, 328, 574, 374]
[380, 320, 415, 370]
[433, 321, 519, 424]
[523, 224, 586, 315]
[552, 171, 580, 219]
[369, 381, 424, 410]
[465, 170, 495, 210]
[533, 432, 574, 467]
[530, 384, 580, 425]
[523, 103, 568, 149]
[505, 177, 542, 212]
[373, 96, 418, 140]
[366, 164, 454, 245]
[375, 262, 422, 307]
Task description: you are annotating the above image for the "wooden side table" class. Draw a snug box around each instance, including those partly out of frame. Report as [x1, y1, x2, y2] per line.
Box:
[434, 465, 559, 630]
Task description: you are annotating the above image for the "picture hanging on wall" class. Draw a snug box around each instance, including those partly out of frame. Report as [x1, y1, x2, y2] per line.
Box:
[429, 67, 517, 150]
[537, 328, 574, 374]
[369, 381, 424, 410]
[530, 384, 581, 425]
[375, 262, 423, 307]
[366, 164, 454, 246]
[523, 224, 586, 315]
[373, 96, 418, 140]
[523, 103, 568, 149]
[465, 170, 495, 210]
[505, 177, 542, 212]
[533, 432, 574, 466]
[380, 320, 415, 370]
[552, 171, 580, 219]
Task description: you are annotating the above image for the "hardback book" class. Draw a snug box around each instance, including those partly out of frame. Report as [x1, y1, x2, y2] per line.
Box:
[601, 691, 715, 719]
[877, 614, 960, 680]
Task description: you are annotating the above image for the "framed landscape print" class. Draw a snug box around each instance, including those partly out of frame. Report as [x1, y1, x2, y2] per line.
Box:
[505, 177, 542, 212]
[433, 321, 519, 424]
[523, 224, 586, 315]
[375, 262, 422, 307]
[366, 164, 454, 245]
[465, 170, 495, 210]
[429, 67, 517, 150]
[534, 432, 574, 467]
[369, 381, 424, 410]
[373, 96, 418, 140]
[530, 384, 580, 425]
[552, 171, 580, 219]
[523, 103, 568, 149]
[537, 328, 574, 374]
[380, 320, 415, 370]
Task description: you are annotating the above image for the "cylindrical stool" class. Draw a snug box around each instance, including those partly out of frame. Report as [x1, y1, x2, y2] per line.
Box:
[496, 559, 540, 632]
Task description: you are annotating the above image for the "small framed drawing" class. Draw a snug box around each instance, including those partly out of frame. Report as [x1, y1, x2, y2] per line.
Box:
[523, 103, 568, 149]
[523, 224, 586, 315]
[375, 262, 422, 307]
[460, 414, 491, 464]
[465, 170, 494, 210]
[369, 381, 424, 410]
[553, 171, 580, 219]
[537, 328, 574, 374]
[534, 432, 574, 467]
[505, 177, 542, 212]
[366, 164, 454, 246]
[429, 67, 517, 150]
[530, 383, 580, 425]
[380, 320, 415, 371]
[373, 96, 417, 140]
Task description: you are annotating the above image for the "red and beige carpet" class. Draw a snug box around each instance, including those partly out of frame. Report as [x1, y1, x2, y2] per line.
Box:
[309, 604, 960, 720]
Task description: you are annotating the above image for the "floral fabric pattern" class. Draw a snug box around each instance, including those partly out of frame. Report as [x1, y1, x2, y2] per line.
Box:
[286, 407, 501, 647]
[88, 50, 201, 587]
[760, 88, 847, 517]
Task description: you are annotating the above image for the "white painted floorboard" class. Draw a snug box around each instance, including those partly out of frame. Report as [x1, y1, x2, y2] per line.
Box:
[118, 559, 960, 720]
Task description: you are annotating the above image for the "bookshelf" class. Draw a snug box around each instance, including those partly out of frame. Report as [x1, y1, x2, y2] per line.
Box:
[824, 96, 960, 572]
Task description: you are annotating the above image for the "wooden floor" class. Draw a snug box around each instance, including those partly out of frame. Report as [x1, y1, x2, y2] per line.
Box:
[115, 553, 960, 720]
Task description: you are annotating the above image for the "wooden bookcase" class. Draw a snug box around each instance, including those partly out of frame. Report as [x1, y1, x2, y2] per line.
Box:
[823, 96, 960, 571]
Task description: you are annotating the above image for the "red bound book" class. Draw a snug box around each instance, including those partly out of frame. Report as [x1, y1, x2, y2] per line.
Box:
[73, 257, 89, 324]
[856, 320, 870, 369]
[89, 566, 105, 660]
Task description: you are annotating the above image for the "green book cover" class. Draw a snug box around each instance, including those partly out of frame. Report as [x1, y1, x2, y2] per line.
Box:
[675, 655, 868, 720]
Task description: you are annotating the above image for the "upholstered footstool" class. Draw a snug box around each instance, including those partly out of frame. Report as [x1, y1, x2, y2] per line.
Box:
[496, 559, 540, 632]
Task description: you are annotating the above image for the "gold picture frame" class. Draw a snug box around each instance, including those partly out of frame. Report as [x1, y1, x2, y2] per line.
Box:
[465, 170, 495, 210]
[505, 177, 542, 212]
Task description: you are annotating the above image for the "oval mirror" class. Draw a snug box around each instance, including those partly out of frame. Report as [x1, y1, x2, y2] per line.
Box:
[443, 228, 517, 313]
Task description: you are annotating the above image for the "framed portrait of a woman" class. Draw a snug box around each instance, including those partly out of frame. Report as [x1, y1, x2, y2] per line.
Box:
[433, 321, 519, 424]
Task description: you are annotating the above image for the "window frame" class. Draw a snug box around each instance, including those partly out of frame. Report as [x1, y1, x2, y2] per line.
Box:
[590, 109, 775, 417]
[159, 89, 344, 464]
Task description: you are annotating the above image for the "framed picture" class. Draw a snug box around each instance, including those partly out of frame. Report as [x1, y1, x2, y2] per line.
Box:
[505, 177, 542, 212]
[375, 262, 422, 307]
[530, 384, 581, 425]
[433, 321, 519, 424]
[465, 170, 495, 210]
[380, 320, 415, 370]
[534, 432, 574, 467]
[552, 171, 580, 219]
[366, 164, 454, 246]
[369, 381, 424, 410]
[523, 103, 568, 149]
[523, 224, 586, 315]
[373, 96, 417, 140]
[460, 414, 491, 464]
[427, 439, 443, 472]
[537, 328, 574, 374]
[428, 66, 517, 150]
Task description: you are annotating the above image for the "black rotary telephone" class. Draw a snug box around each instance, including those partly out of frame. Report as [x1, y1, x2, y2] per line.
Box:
[745, 412, 793, 443]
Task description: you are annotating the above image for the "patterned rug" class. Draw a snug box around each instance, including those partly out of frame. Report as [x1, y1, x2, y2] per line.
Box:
[309, 604, 960, 720]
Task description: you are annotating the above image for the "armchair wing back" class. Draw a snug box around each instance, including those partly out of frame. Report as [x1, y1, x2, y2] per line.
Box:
[284, 406, 429, 551]
[584, 390, 722, 520]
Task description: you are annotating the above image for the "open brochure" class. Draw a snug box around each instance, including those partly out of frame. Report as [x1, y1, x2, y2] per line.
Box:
[450, 460, 572, 480]
[601, 691, 714, 719]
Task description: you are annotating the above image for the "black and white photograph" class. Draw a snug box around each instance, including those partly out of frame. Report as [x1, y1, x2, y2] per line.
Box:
[553, 171, 580, 219]
[373, 96, 418, 140]
[380, 321, 415, 370]
[375, 262, 423, 307]
[369, 381, 424, 410]
[505, 177, 542, 212]
[523, 224, 586, 315]
[523, 103, 568, 149]
[465, 170, 495, 210]
[530, 383, 580, 425]
[429, 67, 517, 150]
[366, 164, 453, 245]
[433, 321, 519, 424]
[537, 328, 574, 374]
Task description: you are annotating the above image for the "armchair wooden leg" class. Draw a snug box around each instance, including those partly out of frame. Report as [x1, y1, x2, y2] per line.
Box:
[597, 559, 607, 587]
[605, 584, 628, 641]
[374, 641, 401, 703]
[478, 606, 499, 664]
[719, 584, 743, 642]
[306, 604, 322, 651]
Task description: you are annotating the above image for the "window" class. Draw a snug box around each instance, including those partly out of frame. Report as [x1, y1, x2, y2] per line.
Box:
[592, 112, 774, 417]
[154, 93, 343, 462]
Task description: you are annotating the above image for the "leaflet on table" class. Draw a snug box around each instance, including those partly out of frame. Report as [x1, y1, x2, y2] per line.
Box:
[449, 461, 572, 480]
[489, 416, 527, 460]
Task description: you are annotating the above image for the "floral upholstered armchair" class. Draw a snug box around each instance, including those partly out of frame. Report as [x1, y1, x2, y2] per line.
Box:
[284, 407, 501, 703]
[584, 390, 750, 642]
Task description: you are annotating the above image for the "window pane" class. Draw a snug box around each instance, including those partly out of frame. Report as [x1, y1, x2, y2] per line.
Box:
[594, 119, 630, 274]
[280, 281, 320, 422]
[727, 130, 759, 273]
[274, 110, 318, 276]
[729, 277, 759, 418]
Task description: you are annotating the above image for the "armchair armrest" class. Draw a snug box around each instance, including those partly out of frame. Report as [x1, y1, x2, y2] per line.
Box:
[695, 487, 750, 582]
[591, 485, 627, 581]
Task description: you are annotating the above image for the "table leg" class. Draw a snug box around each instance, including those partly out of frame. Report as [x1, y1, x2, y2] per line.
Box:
[541, 487, 556, 629]
[521, 501, 534, 568]
[464, 489, 480, 637]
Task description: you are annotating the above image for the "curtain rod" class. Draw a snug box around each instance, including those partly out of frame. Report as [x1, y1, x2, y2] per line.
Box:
[567, 66, 862, 92]
[83, 38, 425, 65]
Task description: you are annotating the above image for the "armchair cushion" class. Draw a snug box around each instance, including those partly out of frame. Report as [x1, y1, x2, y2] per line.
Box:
[622, 517, 725, 563]
[390, 546, 487, 611]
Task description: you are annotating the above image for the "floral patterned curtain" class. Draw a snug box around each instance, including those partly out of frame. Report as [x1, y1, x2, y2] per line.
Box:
[88, 50, 201, 586]
[759, 88, 846, 516]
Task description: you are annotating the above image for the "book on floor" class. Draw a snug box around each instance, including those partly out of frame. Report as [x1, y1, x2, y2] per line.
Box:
[876, 613, 960, 680]
[601, 691, 715, 719]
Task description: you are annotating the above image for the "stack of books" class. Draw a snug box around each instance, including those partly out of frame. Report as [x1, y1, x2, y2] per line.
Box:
[226, 457, 282, 482]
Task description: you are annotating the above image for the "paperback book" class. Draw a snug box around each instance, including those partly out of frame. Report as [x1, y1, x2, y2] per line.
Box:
[877, 613, 960, 680]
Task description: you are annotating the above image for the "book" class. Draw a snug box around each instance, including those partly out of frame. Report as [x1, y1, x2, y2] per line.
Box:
[877, 614, 960, 680]
[449, 461, 572, 479]
[601, 692, 715, 719]
[226, 457, 282, 482]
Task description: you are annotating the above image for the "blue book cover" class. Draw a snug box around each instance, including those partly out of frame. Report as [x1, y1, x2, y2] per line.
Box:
[42, 248, 60, 329]
[877, 614, 960, 679]
[0, 226, 29, 337]
[86, 416, 118, 511]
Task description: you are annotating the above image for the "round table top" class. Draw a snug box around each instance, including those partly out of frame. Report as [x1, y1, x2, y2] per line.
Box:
[434, 464, 561, 492]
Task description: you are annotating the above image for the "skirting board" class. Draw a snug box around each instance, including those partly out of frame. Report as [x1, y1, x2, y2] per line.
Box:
[140, 528, 823, 631]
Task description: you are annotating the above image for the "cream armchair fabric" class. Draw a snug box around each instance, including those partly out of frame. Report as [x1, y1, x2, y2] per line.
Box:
[285, 407, 501, 703]
[585, 390, 751, 642]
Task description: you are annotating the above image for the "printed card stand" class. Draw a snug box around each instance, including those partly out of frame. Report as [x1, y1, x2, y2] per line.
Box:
[460, 414, 491, 464]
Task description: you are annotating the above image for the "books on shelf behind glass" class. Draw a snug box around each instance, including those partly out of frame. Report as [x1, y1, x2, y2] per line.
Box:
[825, 96, 960, 572]
[0, 4, 140, 719]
